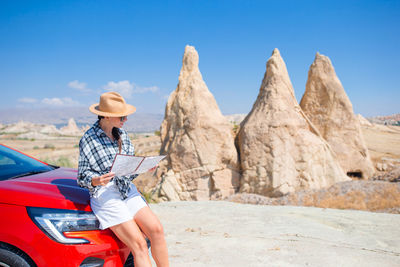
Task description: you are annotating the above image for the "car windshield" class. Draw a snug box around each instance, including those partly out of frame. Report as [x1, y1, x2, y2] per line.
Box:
[0, 145, 55, 181]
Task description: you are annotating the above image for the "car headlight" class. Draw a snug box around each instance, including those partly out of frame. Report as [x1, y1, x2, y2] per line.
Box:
[27, 207, 100, 244]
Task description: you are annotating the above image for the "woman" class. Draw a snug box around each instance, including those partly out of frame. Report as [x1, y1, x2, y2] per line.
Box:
[77, 91, 169, 267]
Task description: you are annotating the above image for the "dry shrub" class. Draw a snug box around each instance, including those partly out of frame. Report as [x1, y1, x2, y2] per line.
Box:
[302, 193, 320, 207]
[366, 185, 400, 211]
[317, 191, 368, 211]
[291, 181, 400, 213]
[227, 181, 400, 214]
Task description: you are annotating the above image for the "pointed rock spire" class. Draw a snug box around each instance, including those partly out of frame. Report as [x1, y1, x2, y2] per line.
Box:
[179, 45, 201, 79]
[60, 118, 81, 136]
[300, 53, 375, 179]
[155, 45, 240, 201]
[238, 48, 349, 197]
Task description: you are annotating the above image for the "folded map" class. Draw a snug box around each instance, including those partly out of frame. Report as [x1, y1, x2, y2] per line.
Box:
[110, 154, 166, 177]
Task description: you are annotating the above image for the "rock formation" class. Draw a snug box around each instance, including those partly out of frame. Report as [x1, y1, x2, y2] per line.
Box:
[60, 118, 81, 136]
[40, 124, 61, 135]
[155, 45, 240, 201]
[357, 114, 372, 127]
[238, 48, 349, 197]
[300, 53, 375, 179]
[4, 121, 34, 133]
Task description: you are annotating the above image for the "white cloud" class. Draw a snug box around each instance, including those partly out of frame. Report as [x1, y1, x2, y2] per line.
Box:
[102, 80, 160, 98]
[41, 97, 80, 107]
[18, 97, 38, 104]
[68, 80, 91, 93]
[103, 80, 134, 98]
[135, 85, 160, 93]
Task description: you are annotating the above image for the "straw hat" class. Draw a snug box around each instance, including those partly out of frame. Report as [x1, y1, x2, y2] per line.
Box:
[89, 92, 136, 117]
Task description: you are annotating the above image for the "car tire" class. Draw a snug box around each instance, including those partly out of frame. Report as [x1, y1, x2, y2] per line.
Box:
[0, 247, 33, 267]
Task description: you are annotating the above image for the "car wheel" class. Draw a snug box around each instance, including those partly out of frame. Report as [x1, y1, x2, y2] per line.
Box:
[0, 248, 33, 267]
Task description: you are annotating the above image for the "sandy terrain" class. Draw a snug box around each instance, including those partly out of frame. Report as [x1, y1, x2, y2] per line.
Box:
[362, 125, 400, 162]
[150, 201, 400, 267]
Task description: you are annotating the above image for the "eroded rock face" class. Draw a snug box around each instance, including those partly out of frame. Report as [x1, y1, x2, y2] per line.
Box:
[357, 114, 372, 127]
[60, 118, 81, 136]
[300, 53, 374, 179]
[238, 49, 349, 197]
[40, 124, 61, 135]
[155, 45, 240, 201]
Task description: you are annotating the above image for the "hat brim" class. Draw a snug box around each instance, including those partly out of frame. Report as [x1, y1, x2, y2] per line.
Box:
[89, 103, 136, 117]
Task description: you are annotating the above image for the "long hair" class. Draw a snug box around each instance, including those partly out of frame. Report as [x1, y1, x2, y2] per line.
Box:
[98, 116, 122, 153]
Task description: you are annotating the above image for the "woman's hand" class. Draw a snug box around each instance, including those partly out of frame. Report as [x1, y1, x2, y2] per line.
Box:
[91, 172, 115, 186]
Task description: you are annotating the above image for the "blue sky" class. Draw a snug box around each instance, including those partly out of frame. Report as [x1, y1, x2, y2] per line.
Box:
[0, 0, 399, 117]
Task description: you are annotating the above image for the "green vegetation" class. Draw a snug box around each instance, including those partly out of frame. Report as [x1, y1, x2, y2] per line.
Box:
[33, 146, 40, 150]
[141, 191, 157, 204]
[154, 130, 161, 136]
[232, 122, 240, 135]
[44, 143, 55, 149]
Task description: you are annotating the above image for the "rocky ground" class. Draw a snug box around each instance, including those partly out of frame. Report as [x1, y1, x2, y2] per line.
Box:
[150, 201, 400, 267]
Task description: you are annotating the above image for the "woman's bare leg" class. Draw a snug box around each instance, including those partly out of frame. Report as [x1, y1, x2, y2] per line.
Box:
[110, 220, 151, 267]
[134, 206, 169, 267]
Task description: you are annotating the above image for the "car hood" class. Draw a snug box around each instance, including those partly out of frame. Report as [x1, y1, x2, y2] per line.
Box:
[0, 167, 91, 211]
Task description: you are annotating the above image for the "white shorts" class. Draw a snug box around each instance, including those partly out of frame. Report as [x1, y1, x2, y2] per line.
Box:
[90, 181, 148, 230]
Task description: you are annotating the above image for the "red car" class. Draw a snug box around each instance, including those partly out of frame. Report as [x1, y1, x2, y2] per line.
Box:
[0, 144, 140, 267]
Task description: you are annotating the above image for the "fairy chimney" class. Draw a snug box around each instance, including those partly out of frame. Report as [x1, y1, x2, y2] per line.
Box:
[300, 53, 375, 179]
[60, 118, 81, 136]
[155, 45, 240, 201]
[238, 49, 349, 197]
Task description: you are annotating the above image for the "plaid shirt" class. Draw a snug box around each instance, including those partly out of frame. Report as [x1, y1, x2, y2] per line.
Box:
[77, 120, 139, 200]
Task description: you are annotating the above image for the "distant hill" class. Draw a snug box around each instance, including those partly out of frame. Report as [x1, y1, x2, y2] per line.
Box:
[0, 107, 164, 133]
[2, 107, 397, 132]
[0, 107, 250, 133]
[225, 114, 247, 125]
[368, 113, 400, 126]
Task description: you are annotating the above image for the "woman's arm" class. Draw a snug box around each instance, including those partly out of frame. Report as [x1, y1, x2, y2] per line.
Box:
[77, 151, 99, 189]
[78, 140, 116, 187]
